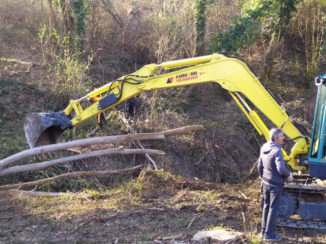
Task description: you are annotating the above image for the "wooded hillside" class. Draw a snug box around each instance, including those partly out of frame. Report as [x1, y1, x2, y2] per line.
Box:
[1, 0, 324, 193]
[1, 0, 324, 191]
[1, 1, 326, 242]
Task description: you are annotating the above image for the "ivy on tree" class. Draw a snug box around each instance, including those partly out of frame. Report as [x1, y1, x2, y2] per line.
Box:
[209, 0, 301, 54]
[51, 0, 88, 52]
[194, 0, 207, 56]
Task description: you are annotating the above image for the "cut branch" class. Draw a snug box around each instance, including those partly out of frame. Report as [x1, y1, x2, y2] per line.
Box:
[6, 189, 71, 197]
[161, 125, 205, 136]
[0, 125, 204, 170]
[0, 133, 165, 170]
[0, 165, 144, 190]
[0, 149, 163, 177]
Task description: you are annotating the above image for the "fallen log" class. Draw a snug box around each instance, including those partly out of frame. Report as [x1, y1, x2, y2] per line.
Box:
[0, 149, 162, 176]
[0, 133, 165, 170]
[0, 125, 204, 170]
[6, 189, 70, 197]
[0, 164, 144, 190]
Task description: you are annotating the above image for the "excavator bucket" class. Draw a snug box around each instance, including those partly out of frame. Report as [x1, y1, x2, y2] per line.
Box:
[24, 111, 72, 148]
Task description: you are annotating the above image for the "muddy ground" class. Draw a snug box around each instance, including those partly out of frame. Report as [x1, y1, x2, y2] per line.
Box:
[0, 170, 325, 243]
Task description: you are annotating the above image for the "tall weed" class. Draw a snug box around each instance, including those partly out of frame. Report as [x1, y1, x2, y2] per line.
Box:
[38, 26, 93, 99]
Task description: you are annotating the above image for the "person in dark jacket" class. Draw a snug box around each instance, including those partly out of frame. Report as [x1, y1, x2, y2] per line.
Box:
[257, 128, 293, 242]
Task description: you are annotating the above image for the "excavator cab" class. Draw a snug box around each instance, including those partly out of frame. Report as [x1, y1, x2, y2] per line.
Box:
[308, 74, 326, 178]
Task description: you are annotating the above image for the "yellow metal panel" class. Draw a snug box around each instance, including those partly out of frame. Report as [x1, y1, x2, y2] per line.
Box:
[229, 92, 263, 135]
[160, 55, 213, 70]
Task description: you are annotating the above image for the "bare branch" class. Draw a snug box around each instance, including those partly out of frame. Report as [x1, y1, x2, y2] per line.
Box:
[137, 140, 158, 170]
[0, 133, 165, 170]
[0, 125, 204, 170]
[0, 165, 144, 190]
[6, 189, 71, 197]
[161, 125, 205, 136]
[239, 191, 248, 199]
[0, 149, 162, 177]
[100, 0, 124, 27]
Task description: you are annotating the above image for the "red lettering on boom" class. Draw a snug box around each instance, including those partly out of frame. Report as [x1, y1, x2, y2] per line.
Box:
[176, 75, 198, 82]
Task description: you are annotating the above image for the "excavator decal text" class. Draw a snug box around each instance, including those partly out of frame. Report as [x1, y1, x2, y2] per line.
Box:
[176, 72, 198, 82]
[167, 71, 204, 84]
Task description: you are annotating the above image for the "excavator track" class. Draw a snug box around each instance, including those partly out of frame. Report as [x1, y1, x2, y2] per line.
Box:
[277, 175, 326, 230]
[285, 172, 326, 193]
[284, 182, 326, 194]
[277, 218, 326, 229]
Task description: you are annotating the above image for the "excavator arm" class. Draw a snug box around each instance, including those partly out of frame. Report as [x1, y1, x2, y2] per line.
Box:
[24, 54, 309, 171]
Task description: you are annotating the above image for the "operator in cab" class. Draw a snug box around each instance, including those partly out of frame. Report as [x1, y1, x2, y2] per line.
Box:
[257, 128, 293, 242]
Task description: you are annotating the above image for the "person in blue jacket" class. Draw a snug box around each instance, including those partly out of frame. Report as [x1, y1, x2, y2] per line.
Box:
[258, 128, 293, 242]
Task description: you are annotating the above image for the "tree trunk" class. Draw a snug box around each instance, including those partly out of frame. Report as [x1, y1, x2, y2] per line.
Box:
[0, 149, 163, 176]
[194, 0, 207, 56]
[0, 125, 205, 170]
[47, 0, 59, 31]
[0, 133, 165, 170]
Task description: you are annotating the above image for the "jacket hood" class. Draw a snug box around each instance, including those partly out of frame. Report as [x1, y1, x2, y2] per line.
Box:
[261, 141, 281, 154]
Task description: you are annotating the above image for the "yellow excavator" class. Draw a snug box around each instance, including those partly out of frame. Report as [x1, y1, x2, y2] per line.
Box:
[24, 54, 326, 228]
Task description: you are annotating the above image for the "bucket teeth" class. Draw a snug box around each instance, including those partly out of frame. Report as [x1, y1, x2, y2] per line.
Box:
[24, 111, 72, 148]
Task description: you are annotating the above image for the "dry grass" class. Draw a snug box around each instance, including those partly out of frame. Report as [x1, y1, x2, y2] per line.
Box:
[1, 170, 325, 243]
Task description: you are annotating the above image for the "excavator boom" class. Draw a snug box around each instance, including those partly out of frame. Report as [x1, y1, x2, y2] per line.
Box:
[24, 54, 309, 171]
[25, 53, 326, 228]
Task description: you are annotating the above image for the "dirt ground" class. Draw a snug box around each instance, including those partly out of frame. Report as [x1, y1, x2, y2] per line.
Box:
[0, 170, 325, 243]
